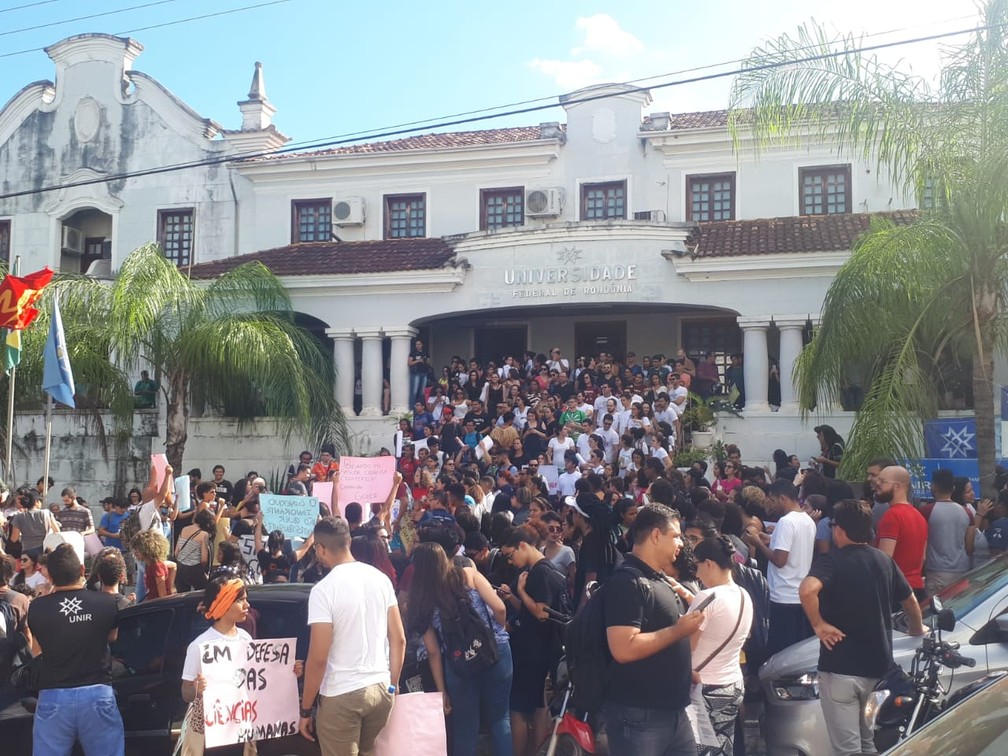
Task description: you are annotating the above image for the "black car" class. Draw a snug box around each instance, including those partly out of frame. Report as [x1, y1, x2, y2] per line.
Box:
[0, 584, 322, 756]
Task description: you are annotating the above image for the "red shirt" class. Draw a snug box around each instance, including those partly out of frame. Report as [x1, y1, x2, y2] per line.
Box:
[875, 502, 928, 589]
[311, 460, 339, 481]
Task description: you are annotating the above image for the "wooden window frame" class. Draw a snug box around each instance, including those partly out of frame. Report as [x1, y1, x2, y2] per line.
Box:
[479, 187, 525, 231]
[291, 198, 333, 243]
[580, 180, 627, 220]
[0, 220, 9, 265]
[157, 208, 194, 267]
[799, 164, 852, 216]
[686, 172, 736, 222]
[383, 193, 427, 239]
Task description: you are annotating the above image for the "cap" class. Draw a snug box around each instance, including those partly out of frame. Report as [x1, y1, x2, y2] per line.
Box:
[564, 495, 591, 519]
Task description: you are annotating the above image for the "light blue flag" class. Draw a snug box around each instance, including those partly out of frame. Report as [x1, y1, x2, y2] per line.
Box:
[43, 293, 75, 408]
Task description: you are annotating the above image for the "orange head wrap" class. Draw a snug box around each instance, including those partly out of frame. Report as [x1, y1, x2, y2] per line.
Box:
[204, 579, 245, 621]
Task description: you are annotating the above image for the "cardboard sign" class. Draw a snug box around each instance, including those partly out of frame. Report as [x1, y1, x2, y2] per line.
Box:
[200, 637, 299, 748]
[336, 456, 396, 517]
[312, 481, 334, 515]
[151, 453, 169, 488]
[259, 494, 319, 539]
[375, 692, 447, 755]
[237, 535, 261, 581]
[539, 465, 559, 496]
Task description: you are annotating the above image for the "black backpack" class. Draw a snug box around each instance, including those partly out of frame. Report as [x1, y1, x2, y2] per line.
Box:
[564, 564, 648, 713]
[440, 592, 500, 677]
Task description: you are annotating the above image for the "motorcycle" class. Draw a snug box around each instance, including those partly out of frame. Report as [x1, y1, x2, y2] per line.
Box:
[864, 596, 976, 742]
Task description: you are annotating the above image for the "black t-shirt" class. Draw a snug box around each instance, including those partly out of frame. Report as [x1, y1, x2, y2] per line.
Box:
[28, 589, 119, 689]
[808, 544, 911, 677]
[604, 555, 691, 709]
[258, 544, 294, 583]
[215, 479, 234, 500]
[574, 529, 616, 602]
[464, 411, 491, 435]
[409, 350, 429, 374]
[553, 381, 576, 403]
[509, 559, 567, 661]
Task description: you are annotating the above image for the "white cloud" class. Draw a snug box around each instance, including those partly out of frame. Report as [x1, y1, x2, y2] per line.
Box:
[572, 14, 644, 58]
[528, 58, 603, 90]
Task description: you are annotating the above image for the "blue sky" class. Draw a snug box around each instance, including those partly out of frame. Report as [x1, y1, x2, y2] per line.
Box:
[0, 0, 985, 149]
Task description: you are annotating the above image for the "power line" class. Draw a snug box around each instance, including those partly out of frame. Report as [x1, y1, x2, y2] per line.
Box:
[0, 0, 64, 15]
[0, 0, 185, 39]
[0, 19, 992, 202]
[0, 0, 294, 60]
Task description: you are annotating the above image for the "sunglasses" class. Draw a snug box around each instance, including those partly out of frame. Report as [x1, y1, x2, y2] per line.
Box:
[547, 525, 563, 533]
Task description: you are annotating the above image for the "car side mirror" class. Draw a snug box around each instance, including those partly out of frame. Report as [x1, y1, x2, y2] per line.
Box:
[995, 615, 1008, 637]
[937, 608, 956, 632]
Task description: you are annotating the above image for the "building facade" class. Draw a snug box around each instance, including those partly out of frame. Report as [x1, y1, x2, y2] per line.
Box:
[0, 33, 975, 471]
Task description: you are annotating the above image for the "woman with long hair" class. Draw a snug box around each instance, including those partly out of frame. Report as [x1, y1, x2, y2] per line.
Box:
[173, 508, 216, 592]
[351, 530, 398, 588]
[11, 549, 48, 594]
[813, 424, 845, 479]
[688, 536, 754, 756]
[712, 461, 743, 503]
[407, 542, 512, 756]
[132, 529, 175, 600]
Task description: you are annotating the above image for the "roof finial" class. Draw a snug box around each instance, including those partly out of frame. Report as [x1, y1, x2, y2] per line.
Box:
[248, 61, 266, 102]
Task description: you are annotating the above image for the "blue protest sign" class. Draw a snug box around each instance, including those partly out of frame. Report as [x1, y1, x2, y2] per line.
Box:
[259, 494, 319, 539]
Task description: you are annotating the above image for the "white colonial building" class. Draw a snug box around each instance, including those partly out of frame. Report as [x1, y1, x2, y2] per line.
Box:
[0, 33, 982, 489]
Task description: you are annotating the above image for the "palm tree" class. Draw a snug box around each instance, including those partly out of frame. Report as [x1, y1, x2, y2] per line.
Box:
[729, 1, 1008, 493]
[14, 243, 347, 472]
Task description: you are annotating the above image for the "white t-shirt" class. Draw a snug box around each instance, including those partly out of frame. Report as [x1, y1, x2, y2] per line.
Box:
[557, 470, 582, 497]
[767, 510, 816, 604]
[669, 386, 689, 417]
[687, 582, 753, 686]
[593, 395, 613, 425]
[307, 561, 398, 697]
[548, 437, 575, 468]
[182, 625, 253, 681]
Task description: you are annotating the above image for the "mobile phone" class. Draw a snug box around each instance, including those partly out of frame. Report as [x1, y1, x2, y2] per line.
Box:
[693, 593, 716, 613]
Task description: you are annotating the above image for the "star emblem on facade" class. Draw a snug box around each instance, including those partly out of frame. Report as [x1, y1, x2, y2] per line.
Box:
[59, 595, 83, 617]
[940, 425, 975, 459]
[556, 247, 582, 264]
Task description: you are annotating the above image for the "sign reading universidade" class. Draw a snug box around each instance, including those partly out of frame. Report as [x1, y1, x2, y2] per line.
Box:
[504, 247, 637, 299]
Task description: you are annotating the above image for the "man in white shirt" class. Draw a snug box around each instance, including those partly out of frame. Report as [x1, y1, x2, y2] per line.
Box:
[925, 468, 973, 595]
[593, 384, 615, 426]
[556, 457, 582, 498]
[744, 479, 816, 656]
[547, 346, 570, 374]
[300, 517, 406, 755]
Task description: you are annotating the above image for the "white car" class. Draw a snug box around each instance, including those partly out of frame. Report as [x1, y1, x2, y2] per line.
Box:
[759, 554, 1008, 756]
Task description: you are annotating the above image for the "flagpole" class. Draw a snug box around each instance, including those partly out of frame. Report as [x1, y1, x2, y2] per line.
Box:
[42, 395, 52, 497]
[4, 255, 19, 484]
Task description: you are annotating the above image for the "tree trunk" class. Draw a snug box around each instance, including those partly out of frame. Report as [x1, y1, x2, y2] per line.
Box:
[165, 370, 190, 473]
[973, 351, 997, 498]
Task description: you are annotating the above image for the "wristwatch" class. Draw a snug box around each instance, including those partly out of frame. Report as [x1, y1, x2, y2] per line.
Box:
[299, 705, 314, 718]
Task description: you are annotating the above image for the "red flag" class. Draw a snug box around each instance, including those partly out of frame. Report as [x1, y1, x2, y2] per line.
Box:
[0, 267, 55, 330]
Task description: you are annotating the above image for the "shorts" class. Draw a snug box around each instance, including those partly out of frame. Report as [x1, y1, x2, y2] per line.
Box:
[509, 653, 552, 715]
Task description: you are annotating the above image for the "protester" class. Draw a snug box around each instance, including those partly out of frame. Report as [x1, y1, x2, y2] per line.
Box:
[873, 466, 928, 602]
[27, 543, 123, 755]
[800, 499, 925, 756]
[132, 528, 175, 600]
[299, 517, 406, 756]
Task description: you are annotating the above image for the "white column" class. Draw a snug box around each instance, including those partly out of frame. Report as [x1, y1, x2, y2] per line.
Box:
[775, 316, 807, 413]
[386, 326, 417, 415]
[327, 328, 356, 414]
[358, 329, 384, 417]
[737, 316, 771, 413]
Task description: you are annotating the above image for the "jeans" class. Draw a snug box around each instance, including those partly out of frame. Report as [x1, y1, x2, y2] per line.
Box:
[818, 672, 879, 756]
[409, 372, 428, 405]
[135, 559, 146, 602]
[603, 704, 696, 756]
[445, 641, 513, 756]
[767, 601, 813, 657]
[34, 684, 124, 756]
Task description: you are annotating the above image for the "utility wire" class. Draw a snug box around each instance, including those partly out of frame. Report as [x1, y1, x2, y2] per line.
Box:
[0, 0, 293, 60]
[0, 19, 993, 202]
[0, 0, 184, 39]
[0, 0, 64, 15]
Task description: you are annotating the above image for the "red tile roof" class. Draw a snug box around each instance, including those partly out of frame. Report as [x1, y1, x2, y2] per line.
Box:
[255, 126, 557, 161]
[187, 238, 457, 278]
[666, 110, 731, 130]
[692, 211, 919, 258]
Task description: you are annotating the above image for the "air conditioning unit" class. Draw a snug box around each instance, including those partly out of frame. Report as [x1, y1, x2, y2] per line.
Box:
[633, 209, 667, 222]
[525, 187, 564, 217]
[333, 197, 365, 225]
[61, 226, 84, 254]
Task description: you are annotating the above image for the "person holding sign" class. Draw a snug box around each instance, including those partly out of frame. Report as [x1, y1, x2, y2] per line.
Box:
[180, 576, 304, 755]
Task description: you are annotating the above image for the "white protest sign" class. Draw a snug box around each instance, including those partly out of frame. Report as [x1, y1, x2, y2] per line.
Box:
[259, 493, 318, 539]
[175, 475, 191, 512]
[336, 456, 396, 518]
[394, 430, 404, 458]
[237, 535, 261, 581]
[312, 481, 334, 515]
[475, 435, 493, 461]
[539, 465, 559, 496]
[411, 438, 429, 454]
[200, 636, 299, 748]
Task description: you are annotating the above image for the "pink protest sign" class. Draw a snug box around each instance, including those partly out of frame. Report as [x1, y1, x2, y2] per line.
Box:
[312, 481, 334, 515]
[336, 456, 396, 517]
[151, 453, 169, 488]
[200, 637, 299, 748]
[375, 692, 447, 755]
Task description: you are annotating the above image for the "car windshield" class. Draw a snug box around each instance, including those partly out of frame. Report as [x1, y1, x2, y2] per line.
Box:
[932, 554, 1008, 620]
[889, 674, 1008, 755]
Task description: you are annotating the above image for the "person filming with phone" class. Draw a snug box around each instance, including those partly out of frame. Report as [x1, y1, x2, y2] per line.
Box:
[604, 503, 706, 755]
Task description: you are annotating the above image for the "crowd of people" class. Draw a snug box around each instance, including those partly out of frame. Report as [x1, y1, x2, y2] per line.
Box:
[1, 344, 1008, 756]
